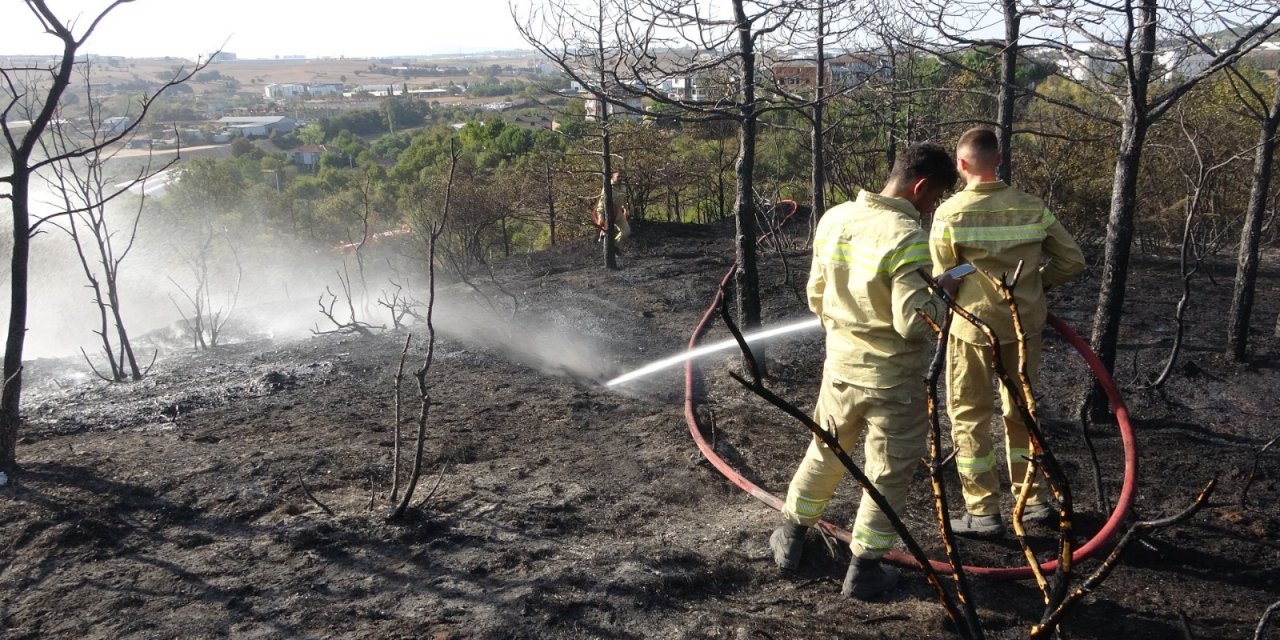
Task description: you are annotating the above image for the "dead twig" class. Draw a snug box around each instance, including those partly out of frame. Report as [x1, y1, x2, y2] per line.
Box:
[378, 279, 423, 330]
[298, 473, 335, 516]
[717, 282, 762, 387]
[1240, 434, 1280, 508]
[390, 334, 412, 504]
[313, 264, 383, 338]
[79, 346, 114, 383]
[1030, 478, 1217, 639]
[1078, 394, 1111, 513]
[995, 263, 1054, 599]
[1179, 610, 1197, 640]
[719, 301, 975, 639]
[415, 461, 451, 508]
[916, 304, 984, 640]
[390, 138, 458, 520]
[917, 265, 1075, 634]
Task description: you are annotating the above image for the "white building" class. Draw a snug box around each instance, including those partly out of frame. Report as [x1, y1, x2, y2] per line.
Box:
[102, 115, 133, 134]
[309, 83, 344, 97]
[1054, 49, 1123, 83]
[583, 93, 644, 120]
[349, 84, 400, 97]
[263, 83, 307, 99]
[1157, 50, 1214, 81]
[287, 144, 334, 169]
[216, 116, 297, 138]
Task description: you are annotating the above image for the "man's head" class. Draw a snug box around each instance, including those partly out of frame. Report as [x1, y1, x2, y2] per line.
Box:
[611, 171, 625, 183]
[955, 126, 1000, 184]
[883, 142, 959, 217]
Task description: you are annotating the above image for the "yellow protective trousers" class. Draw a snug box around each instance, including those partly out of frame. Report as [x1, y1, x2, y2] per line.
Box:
[945, 334, 1046, 516]
[782, 370, 927, 559]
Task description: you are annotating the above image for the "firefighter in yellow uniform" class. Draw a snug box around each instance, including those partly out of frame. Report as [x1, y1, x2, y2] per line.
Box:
[769, 143, 961, 600]
[930, 127, 1086, 537]
[593, 171, 630, 243]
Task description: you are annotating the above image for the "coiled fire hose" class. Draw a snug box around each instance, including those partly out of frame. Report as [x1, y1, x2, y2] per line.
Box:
[681, 208, 1136, 580]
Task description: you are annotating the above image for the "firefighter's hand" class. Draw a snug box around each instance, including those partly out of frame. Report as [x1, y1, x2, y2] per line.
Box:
[935, 273, 962, 298]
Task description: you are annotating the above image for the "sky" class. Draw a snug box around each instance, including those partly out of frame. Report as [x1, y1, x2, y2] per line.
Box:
[0, 0, 534, 59]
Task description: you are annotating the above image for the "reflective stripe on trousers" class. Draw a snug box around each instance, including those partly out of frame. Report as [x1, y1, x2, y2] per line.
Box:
[946, 334, 1047, 516]
[781, 371, 927, 559]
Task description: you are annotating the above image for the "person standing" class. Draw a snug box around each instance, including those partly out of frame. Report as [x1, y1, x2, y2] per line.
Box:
[593, 171, 630, 244]
[769, 143, 961, 601]
[930, 127, 1086, 537]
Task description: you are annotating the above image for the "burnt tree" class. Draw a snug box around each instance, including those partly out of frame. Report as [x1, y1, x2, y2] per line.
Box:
[1226, 67, 1280, 361]
[1036, 0, 1280, 417]
[0, 0, 211, 473]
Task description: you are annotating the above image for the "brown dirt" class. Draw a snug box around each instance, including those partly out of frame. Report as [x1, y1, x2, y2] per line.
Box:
[3, 219, 1279, 639]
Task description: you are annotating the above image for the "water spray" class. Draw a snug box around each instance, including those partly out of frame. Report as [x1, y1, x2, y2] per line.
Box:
[605, 317, 821, 387]
[605, 264, 981, 388]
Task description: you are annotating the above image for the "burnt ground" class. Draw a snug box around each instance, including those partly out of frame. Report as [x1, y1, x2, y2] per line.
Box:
[2, 219, 1279, 640]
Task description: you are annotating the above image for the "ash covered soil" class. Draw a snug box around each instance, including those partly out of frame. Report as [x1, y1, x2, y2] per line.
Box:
[3, 220, 1280, 639]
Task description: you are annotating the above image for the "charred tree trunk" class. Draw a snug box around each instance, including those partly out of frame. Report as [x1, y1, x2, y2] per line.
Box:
[601, 130, 618, 270]
[596, 3, 618, 271]
[3, 174, 33, 473]
[545, 161, 558, 246]
[732, 0, 763, 360]
[1, 3, 83, 474]
[997, 0, 1020, 182]
[810, 1, 827, 222]
[89, 274, 122, 381]
[1227, 76, 1280, 361]
[1090, 111, 1149, 413]
[110, 296, 142, 380]
[2, 1, 210, 471]
[1089, 0, 1156, 418]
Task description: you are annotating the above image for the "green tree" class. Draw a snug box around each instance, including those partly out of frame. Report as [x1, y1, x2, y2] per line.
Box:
[297, 123, 327, 145]
[230, 137, 255, 157]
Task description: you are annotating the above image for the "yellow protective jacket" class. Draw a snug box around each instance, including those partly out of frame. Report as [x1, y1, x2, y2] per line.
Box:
[808, 191, 946, 389]
[929, 181, 1085, 345]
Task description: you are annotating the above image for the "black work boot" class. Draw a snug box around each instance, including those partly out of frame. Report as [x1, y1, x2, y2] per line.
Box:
[950, 513, 1004, 538]
[769, 522, 807, 570]
[841, 556, 900, 600]
[1021, 502, 1056, 524]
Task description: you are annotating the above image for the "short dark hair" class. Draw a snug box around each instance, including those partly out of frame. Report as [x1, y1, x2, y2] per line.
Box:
[888, 142, 958, 191]
[957, 127, 1000, 164]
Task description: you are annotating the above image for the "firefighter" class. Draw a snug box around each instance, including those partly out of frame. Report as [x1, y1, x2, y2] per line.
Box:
[930, 127, 1085, 537]
[593, 171, 630, 244]
[769, 142, 962, 601]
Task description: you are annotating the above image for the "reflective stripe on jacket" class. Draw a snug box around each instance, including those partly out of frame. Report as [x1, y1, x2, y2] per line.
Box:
[808, 191, 945, 389]
[593, 185, 628, 228]
[930, 181, 1085, 345]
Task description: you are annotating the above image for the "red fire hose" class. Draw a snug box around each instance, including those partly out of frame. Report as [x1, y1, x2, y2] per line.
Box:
[682, 236, 1136, 579]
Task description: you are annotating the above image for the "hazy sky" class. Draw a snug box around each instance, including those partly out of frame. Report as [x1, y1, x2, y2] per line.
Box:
[1, 0, 533, 59]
